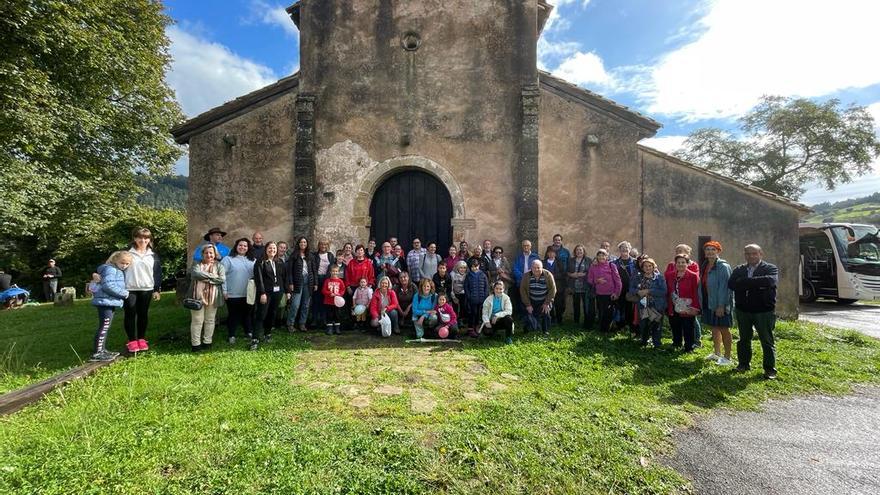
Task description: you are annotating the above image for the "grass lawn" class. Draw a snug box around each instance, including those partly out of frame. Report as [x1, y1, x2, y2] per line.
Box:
[1, 297, 879, 494]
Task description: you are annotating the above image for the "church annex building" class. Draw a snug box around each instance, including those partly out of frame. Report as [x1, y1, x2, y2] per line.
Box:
[171, 0, 809, 315]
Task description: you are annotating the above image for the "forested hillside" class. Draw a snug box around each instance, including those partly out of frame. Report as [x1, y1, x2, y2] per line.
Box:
[806, 192, 880, 225]
[137, 175, 188, 210]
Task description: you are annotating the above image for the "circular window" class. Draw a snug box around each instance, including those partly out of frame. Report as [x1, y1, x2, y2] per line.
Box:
[401, 32, 421, 51]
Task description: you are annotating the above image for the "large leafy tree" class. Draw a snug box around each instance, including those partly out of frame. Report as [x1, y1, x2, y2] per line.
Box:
[0, 0, 183, 279]
[675, 96, 880, 199]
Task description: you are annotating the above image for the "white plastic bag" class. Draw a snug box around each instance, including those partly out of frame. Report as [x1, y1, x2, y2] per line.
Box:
[380, 313, 392, 337]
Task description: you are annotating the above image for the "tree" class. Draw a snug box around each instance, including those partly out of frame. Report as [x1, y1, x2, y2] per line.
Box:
[675, 96, 880, 199]
[0, 0, 183, 276]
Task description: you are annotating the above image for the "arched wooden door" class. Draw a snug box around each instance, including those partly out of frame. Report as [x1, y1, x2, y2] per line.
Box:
[370, 170, 453, 253]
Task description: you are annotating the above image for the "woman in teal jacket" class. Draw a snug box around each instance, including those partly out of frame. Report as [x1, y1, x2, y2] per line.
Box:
[700, 241, 734, 365]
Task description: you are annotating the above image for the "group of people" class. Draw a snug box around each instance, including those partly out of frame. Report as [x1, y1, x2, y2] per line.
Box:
[86, 226, 780, 380]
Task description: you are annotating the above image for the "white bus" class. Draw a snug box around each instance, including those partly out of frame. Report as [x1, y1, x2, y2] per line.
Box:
[799, 223, 880, 303]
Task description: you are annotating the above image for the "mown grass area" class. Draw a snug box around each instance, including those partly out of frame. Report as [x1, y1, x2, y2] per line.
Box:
[1, 298, 879, 494]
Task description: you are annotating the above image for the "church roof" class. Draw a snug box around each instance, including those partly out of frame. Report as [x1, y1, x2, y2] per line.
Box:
[538, 70, 661, 136]
[171, 73, 300, 144]
[637, 144, 812, 213]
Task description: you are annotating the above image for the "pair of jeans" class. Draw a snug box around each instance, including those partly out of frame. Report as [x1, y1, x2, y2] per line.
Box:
[735, 309, 776, 373]
[669, 314, 696, 350]
[225, 297, 252, 339]
[552, 289, 567, 324]
[413, 314, 438, 338]
[124, 290, 153, 341]
[571, 291, 595, 327]
[527, 299, 551, 333]
[467, 300, 482, 329]
[370, 309, 400, 334]
[287, 284, 311, 327]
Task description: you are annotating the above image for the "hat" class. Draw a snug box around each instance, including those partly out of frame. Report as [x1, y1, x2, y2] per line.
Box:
[703, 240, 723, 252]
[203, 227, 227, 241]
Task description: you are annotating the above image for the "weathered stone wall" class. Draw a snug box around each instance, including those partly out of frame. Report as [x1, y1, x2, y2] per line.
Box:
[639, 148, 801, 316]
[298, 0, 537, 251]
[537, 87, 645, 251]
[186, 93, 297, 257]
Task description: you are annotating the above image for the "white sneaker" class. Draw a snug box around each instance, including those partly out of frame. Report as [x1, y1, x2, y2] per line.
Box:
[704, 353, 720, 361]
[716, 357, 733, 366]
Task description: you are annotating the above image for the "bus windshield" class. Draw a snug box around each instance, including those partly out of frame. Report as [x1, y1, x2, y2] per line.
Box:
[829, 225, 880, 266]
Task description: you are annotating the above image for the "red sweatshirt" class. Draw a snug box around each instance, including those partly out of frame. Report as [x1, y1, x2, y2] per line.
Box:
[664, 269, 701, 316]
[369, 289, 400, 319]
[322, 277, 345, 305]
[345, 257, 376, 288]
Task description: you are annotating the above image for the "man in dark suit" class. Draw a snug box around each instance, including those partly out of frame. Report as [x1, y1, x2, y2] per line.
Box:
[728, 244, 779, 379]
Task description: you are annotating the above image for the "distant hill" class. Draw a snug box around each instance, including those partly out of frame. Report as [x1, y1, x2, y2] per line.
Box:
[137, 175, 188, 210]
[805, 192, 880, 225]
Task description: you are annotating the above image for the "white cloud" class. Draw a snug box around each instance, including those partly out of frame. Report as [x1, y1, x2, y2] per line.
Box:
[552, 51, 612, 87]
[643, 0, 880, 121]
[868, 102, 880, 131]
[249, 0, 298, 38]
[639, 135, 688, 155]
[166, 26, 278, 117]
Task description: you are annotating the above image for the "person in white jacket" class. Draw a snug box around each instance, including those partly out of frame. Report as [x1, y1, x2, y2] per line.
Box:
[123, 227, 162, 354]
[482, 281, 515, 344]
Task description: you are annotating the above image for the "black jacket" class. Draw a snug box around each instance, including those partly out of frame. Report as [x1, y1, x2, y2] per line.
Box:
[254, 258, 287, 296]
[310, 251, 336, 281]
[543, 257, 567, 290]
[728, 260, 778, 313]
[287, 253, 316, 290]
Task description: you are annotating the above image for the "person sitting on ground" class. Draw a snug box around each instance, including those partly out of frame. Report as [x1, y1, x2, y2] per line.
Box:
[434, 293, 459, 339]
[482, 281, 515, 344]
[464, 258, 490, 335]
[89, 251, 132, 362]
[411, 278, 438, 339]
[370, 276, 400, 337]
[587, 249, 622, 333]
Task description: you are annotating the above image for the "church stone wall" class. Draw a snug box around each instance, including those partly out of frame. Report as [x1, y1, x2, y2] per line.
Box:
[537, 88, 644, 251]
[640, 149, 801, 316]
[186, 93, 297, 256]
[298, 0, 537, 251]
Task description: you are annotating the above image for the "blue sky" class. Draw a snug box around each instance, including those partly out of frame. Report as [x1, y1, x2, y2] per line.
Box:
[164, 0, 880, 205]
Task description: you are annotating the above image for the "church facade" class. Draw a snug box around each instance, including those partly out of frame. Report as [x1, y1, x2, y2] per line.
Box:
[171, 0, 808, 315]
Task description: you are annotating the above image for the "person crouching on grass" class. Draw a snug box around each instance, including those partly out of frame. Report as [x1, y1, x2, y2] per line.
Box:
[434, 293, 459, 339]
[89, 251, 132, 362]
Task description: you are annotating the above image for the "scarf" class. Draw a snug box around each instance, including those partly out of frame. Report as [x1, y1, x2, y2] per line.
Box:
[195, 262, 218, 306]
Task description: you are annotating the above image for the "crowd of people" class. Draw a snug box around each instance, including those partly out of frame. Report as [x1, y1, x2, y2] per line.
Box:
[86, 226, 781, 380]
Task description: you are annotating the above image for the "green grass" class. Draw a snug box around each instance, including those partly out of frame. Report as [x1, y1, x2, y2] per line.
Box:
[805, 202, 880, 223]
[1, 299, 879, 494]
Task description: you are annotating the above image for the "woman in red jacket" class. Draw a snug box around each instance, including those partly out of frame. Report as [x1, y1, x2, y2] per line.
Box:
[665, 254, 701, 352]
[369, 277, 400, 336]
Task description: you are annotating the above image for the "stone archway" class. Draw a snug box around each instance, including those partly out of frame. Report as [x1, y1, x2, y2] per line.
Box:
[351, 155, 474, 243]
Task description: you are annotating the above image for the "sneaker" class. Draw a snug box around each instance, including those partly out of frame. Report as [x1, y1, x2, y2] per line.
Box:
[126, 341, 139, 353]
[763, 371, 778, 380]
[89, 350, 119, 362]
[137, 339, 149, 351]
[505, 337, 513, 345]
[287, 324, 296, 333]
[228, 336, 236, 345]
[249, 339, 259, 351]
[264, 334, 273, 343]
[334, 325, 341, 335]
[716, 357, 734, 366]
[704, 353, 720, 361]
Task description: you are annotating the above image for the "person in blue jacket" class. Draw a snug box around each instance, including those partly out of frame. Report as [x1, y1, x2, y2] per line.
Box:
[90, 251, 132, 362]
[463, 258, 490, 335]
[511, 239, 540, 317]
[628, 257, 667, 348]
[411, 278, 438, 339]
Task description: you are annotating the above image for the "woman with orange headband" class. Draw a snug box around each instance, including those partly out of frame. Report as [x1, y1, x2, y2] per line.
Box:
[701, 241, 734, 365]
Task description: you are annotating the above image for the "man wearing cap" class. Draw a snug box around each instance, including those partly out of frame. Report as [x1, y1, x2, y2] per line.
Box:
[42, 259, 62, 302]
[194, 227, 231, 262]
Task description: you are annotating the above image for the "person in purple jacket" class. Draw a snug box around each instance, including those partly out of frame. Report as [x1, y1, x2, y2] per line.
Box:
[587, 249, 622, 333]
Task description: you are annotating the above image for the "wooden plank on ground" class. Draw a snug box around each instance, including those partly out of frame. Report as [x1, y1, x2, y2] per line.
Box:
[0, 359, 116, 416]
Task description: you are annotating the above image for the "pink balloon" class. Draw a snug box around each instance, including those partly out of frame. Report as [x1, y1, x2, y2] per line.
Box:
[333, 295, 345, 308]
[438, 326, 449, 339]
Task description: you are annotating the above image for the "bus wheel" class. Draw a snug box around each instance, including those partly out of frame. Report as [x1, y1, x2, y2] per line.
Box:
[799, 280, 817, 303]
[835, 298, 858, 305]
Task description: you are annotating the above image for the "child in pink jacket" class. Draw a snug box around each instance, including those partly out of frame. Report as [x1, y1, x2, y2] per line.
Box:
[587, 249, 622, 333]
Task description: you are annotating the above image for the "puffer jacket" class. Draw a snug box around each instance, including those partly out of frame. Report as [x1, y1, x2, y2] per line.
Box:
[463, 269, 490, 304]
[92, 263, 129, 307]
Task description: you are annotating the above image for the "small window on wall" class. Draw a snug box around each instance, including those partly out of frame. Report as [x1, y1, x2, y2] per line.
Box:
[697, 236, 712, 266]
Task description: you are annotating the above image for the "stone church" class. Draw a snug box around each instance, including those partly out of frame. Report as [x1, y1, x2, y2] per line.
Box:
[171, 0, 808, 314]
